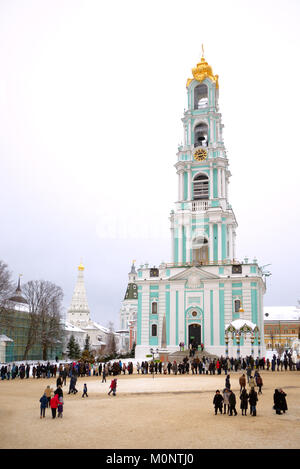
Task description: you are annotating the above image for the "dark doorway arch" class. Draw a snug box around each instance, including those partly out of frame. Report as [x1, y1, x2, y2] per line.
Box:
[188, 323, 201, 348]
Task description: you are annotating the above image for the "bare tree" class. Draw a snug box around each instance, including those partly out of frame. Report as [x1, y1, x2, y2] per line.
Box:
[105, 321, 117, 357]
[22, 280, 64, 360]
[0, 260, 15, 329]
[276, 344, 285, 358]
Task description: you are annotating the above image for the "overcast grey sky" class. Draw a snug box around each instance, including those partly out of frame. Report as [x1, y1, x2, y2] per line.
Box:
[1, 0, 299, 327]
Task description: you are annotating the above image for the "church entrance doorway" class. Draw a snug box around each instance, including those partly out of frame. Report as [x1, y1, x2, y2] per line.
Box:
[188, 323, 201, 349]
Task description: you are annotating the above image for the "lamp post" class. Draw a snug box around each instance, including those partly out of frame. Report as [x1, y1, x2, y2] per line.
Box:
[225, 334, 229, 357]
[236, 334, 240, 359]
[258, 336, 261, 358]
[251, 334, 254, 357]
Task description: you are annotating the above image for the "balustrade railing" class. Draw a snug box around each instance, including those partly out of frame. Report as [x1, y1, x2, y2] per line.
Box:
[191, 200, 210, 211]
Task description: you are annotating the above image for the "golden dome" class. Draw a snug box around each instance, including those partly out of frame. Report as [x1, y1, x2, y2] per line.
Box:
[187, 49, 219, 88]
[78, 262, 85, 271]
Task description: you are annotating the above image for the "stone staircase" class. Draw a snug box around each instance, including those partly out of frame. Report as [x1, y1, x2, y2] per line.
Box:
[168, 349, 218, 361]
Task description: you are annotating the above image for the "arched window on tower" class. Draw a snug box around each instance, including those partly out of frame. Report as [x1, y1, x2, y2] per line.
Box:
[194, 122, 208, 148]
[234, 299, 241, 313]
[194, 84, 208, 109]
[193, 173, 209, 200]
[151, 324, 157, 337]
[192, 235, 209, 264]
[151, 302, 158, 314]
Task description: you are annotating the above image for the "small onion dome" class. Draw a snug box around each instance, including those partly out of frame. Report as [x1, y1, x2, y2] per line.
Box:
[187, 52, 219, 88]
[78, 262, 85, 271]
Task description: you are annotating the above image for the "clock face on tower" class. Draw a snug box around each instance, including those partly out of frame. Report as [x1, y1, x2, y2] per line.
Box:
[193, 148, 207, 161]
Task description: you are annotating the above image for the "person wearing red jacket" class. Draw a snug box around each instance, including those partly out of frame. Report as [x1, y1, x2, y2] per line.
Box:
[108, 378, 117, 396]
[50, 393, 59, 419]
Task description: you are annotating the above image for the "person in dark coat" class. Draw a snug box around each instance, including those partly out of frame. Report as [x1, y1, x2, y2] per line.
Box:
[240, 388, 249, 416]
[54, 385, 63, 398]
[273, 389, 282, 414]
[229, 390, 237, 416]
[225, 374, 231, 391]
[248, 388, 258, 416]
[39, 393, 48, 419]
[239, 374, 246, 393]
[255, 373, 263, 394]
[279, 389, 288, 413]
[56, 376, 63, 388]
[82, 383, 88, 398]
[213, 390, 223, 415]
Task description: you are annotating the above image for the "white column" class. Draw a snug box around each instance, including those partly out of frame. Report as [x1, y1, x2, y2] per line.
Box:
[225, 173, 229, 201]
[222, 168, 226, 198]
[177, 170, 184, 201]
[187, 166, 192, 201]
[178, 170, 184, 201]
[170, 227, 175, 263]
[169, 288, 176, 346]
[209, 223, 214, 263]
[218, 223, 222, 262]
[228, 224, 233, 262]
[210, 164, 213, 199]
[185, 223, 191, 264]
[141, 285, 150, 347]
[233, 230, 237, 261]
[178, 223, 183, 264]
[210, 118, 214, 144]
[217, 167, 221, 199]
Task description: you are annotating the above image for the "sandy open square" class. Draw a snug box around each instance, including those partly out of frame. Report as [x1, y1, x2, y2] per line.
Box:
[0, 371, 299, 449]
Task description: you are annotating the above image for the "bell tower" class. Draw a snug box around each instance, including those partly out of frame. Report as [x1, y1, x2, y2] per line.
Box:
[170, 49, 237, 266]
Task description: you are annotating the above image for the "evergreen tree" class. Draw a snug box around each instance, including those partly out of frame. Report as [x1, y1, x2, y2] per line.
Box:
[130, 341, 136, 357]
[81, 334, 94, 362]
[66, 334, 81, 359]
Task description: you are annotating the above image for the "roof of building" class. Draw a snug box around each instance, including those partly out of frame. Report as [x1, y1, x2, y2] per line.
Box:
[64, 321, 86, 333]
[225, 319, 258, 333]
[124, 283, 138, 301]
[0, 334, 14, 342]
[8, 276, 28, 305]
[88, 322, 111, 333]
[264, 306, 300, 321]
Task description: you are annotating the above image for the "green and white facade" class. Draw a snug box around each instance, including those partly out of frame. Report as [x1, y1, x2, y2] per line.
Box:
[134, 56, 266, 359]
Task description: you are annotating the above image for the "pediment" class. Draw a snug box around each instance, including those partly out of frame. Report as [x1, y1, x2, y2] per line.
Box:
[169, 266, 220, 283]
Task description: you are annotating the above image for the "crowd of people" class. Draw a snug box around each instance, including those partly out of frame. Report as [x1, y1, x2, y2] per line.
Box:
[136, 352, 298, 376]
[212, 369, 288, 417]
[0, 353, 293, 420]
[0, 359, 136, 380]
[0, 352, 298, 382]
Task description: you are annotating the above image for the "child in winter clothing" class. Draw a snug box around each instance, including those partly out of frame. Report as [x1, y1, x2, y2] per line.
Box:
[82, 383, 88, 398]
[57, 396, 64, 418]
[222, 388, 230, 414]
[108, 378, 117, 396]
[213, 390, 223, 414]
[39, 393, 48, 418]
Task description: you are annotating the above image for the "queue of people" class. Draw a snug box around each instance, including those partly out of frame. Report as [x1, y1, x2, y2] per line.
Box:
[213, 372, 287, 417]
